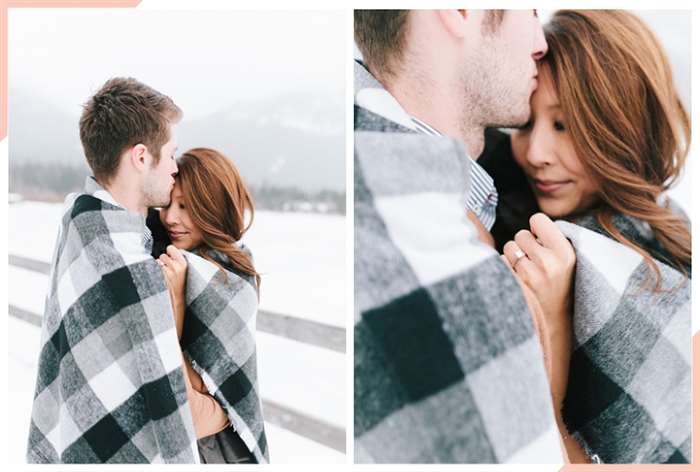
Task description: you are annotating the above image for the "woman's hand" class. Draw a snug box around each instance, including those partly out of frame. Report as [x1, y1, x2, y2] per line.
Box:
[158, 245, 188, 340]
[503, 214, 576, 321]
[184, 354, 208, 394]
[502, 213, 576, 411]
[179, 353, 230, 439]
[501, 254, 553, 380]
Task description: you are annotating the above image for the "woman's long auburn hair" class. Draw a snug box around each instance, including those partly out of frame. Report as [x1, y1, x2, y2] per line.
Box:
[543, 10, 691, 286]
[176, 147, 261, 290]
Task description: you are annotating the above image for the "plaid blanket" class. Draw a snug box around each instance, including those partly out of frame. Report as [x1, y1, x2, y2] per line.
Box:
[354, 63, 562, 463]
[27, 178, 268, 463]
[558, 214, 691, 464]
[180, 248, 268, 463]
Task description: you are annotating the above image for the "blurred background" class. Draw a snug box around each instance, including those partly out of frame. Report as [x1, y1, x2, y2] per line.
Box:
[8, 9, 346, 464]
[9, 9, 345, 211]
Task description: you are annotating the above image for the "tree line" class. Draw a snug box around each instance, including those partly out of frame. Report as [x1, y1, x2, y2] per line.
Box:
[9, 161, 345, 215]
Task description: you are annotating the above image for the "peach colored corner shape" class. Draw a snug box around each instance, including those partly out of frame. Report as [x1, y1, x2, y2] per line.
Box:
[1, 0, 141, 141]
[561, 331, 699, 471]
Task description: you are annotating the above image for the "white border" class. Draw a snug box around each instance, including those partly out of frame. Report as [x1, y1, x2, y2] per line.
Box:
[2, 1, 698, 471]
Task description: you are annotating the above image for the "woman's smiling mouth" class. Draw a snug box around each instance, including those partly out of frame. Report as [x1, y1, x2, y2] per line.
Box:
[533, 179, 573, 194]
[168, 230, 189, 240]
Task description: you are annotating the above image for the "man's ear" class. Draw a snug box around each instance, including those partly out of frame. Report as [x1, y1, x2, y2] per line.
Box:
[129, 144, 149, 173]
[437, 10, 470, 39]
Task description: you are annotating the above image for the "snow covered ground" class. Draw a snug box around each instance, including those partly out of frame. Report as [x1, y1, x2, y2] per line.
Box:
[7, 201, 347, 464]
[8, 202, 346, 327]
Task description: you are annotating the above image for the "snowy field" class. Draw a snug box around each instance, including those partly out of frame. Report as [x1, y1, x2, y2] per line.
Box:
[7, 201, 347, 464]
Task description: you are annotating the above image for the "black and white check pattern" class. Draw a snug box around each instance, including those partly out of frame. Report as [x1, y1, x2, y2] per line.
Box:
[410, 115, 498, 230]
[27, 182, 198, 463]
[356, 60, 498, 231]
[181, 248, 268, 463]
[27, 178, 268, 463]
[558, 215, 691, 464]
[354, 62, 562, 463]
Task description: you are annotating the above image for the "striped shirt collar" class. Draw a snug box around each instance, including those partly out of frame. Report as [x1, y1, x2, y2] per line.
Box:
[80, 176, 154, 250]
[410, 118, 498, 231]
[410, 116, 442, 136]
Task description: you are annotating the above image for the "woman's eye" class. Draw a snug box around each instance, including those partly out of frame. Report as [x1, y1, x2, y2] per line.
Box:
[554, 120, 566, 131]
[179, 204, 185, 210]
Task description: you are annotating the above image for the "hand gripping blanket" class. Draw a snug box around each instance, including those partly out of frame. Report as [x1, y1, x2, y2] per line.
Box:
[354, 60, 563, 462]
[557, 214, 691, 464]
[27, 179, 268, 464]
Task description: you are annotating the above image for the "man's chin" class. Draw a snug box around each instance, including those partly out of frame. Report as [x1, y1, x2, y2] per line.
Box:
[146, 197, 171, 209]
[490, 111, 531, 130]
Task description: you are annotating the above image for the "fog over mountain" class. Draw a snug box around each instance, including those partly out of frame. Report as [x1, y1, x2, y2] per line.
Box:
[9, 87, 345, 192]
[177, 92, 345, 191]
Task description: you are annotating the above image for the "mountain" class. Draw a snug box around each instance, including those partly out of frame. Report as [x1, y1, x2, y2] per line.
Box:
[9, 88, 346, 192]
[177, 92, 345, 192]
[9, 87, 84, 165]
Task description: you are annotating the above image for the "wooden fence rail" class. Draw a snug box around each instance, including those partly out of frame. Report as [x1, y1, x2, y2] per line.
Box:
[8, 254, 346, 453]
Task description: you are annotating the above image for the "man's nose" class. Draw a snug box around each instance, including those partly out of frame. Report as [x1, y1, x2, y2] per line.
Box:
[532, 24, 548, 61]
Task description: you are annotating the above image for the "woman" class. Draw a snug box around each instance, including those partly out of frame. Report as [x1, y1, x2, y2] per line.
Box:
[149, 147, 262, 464]
[485, 10, 691, 463]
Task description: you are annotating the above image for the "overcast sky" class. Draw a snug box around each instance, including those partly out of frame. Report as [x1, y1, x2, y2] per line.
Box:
[9, 9, 345, 121]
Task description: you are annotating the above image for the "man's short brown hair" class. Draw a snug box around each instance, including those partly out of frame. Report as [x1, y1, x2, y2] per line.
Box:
[355, 10, 505, 78]
[354, 10, 411, 79]
[79, 77, 182, 183]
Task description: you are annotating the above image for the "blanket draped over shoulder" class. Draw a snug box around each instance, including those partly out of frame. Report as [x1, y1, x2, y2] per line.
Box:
[353, 61, 562, 464]
[27, 180, 268, 464]
[180, 246, 268, 463]
[558, 214, 691, 464]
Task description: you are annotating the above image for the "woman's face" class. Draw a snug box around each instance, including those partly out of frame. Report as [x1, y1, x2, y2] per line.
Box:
[511, 70, 599, 218]
[159, 182, 204, 251]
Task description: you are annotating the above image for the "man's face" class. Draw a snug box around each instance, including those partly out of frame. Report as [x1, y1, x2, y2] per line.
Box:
[142, 124, 178, 208]
[465, 10, 548, 129]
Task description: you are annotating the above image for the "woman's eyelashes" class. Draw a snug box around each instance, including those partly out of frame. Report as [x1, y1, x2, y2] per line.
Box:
[517, 119, 533, 131]
[517, 116, 566, 132]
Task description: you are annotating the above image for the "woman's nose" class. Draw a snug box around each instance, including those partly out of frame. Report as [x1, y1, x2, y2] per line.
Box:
[163, 208, 179, 226]
[526, 127, 554, 167]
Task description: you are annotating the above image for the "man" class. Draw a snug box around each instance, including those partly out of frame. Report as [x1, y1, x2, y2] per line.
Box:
[78, 78, 180, 216]
[354, 10, 564, 463]
[26, 78, 269, 464]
